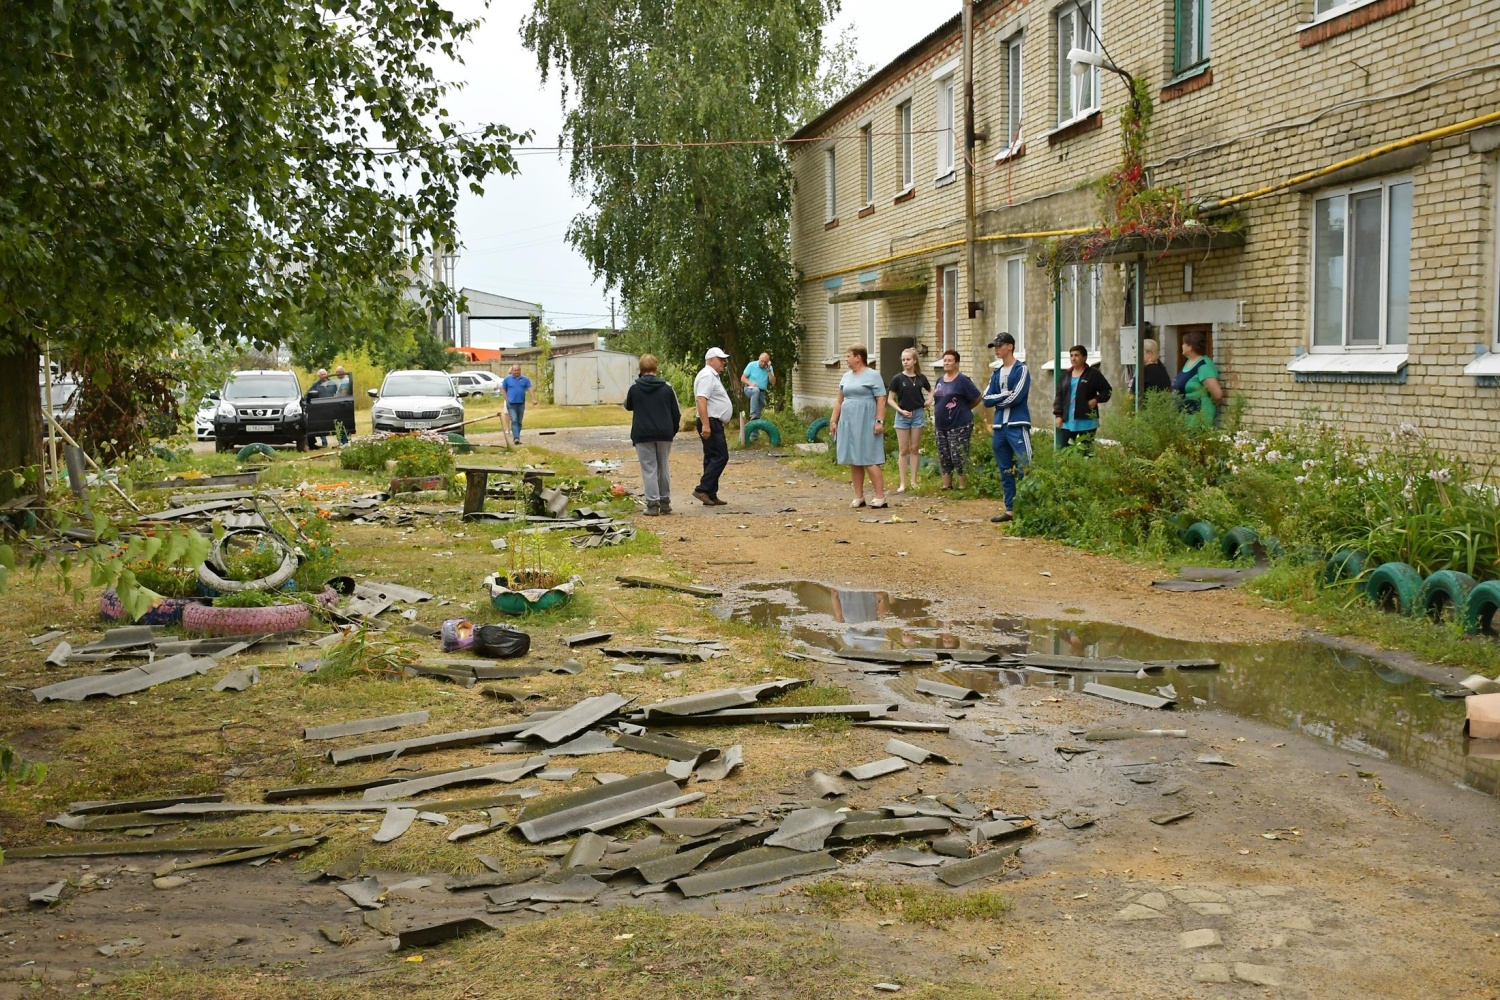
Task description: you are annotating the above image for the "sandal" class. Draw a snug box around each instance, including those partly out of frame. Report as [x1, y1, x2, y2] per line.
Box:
[895, 484, 906, 493]
[850, 497, 866, 508]
[869, 498, 888, 509]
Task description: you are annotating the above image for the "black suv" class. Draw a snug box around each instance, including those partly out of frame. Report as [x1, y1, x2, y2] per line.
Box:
[212, 370, 307, 452]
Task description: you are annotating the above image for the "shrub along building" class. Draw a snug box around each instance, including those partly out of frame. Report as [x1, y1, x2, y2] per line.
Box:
[788, 0, 1500, 463]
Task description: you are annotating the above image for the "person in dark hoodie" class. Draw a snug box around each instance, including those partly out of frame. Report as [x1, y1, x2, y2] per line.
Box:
[623, 353, 682, 515]
[1052, 344, 1112, 450]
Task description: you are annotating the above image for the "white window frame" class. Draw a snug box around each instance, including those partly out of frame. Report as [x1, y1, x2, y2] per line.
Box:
[934, 71, 957, 180]
[860, 123, 874, 207]
[862, 299, 877, 354]
[1000, 34, 1025, 158]
[1174, 0, 1210, 76]
[999, 255, 1027, 360]
[1063, 263, 1100, 359]
[1309, 174, 1412, 353]
[1312, 0, 1378, 21]
[823, 146, 837, 222]
[1055, 0, 1100, 127]
[825, 300, 841, 361]
[940, 265, 960, 354]
[897, 100, 914, 192]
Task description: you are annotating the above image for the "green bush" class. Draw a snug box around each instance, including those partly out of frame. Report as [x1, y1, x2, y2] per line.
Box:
[1012, 395, 1500, 581]
[339, 433, 454, 478]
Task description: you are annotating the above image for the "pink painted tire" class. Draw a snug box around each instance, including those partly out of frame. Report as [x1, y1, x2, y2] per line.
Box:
[99, 589, 205, 626]
[181, 602, 310, 637]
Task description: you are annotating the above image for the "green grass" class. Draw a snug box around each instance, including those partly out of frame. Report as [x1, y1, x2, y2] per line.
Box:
[799, 877, 1012, 926]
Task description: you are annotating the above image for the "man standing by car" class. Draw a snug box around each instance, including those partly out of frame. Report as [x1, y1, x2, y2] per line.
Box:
[739, 351, 776, 421]
[331, 365, 352, 444]
[501, 364, 534, 445]
[310, 368, 334, 448]
[693, 347, 733, 506]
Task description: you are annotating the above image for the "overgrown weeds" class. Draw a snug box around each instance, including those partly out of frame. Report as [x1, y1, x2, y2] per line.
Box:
[800, 877, 1011, 925]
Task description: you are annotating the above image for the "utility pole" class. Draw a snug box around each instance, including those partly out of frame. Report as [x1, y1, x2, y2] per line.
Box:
[962, 0, 982, 344]
[610, 297, 616, 334]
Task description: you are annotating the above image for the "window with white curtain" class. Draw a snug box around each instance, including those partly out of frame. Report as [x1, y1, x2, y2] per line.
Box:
[861, 124, 874, 206]
[1055, 0, 1099, 125]
[1003, 34, 1024, 152]
[1059, 264, 1100, 356]
[940, 265, 960, 352]
[935, 74, 956, 178]
[1312, 176, 1411, 349]
[826, 301, 840, 358]
[1000, 255, 1026, 359]
[897, 101, 913, 191]
[823, 147, 837, 222]
[863, 299, 877, 353]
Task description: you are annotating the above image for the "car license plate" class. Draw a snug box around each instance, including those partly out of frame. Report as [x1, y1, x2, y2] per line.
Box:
[404, 420, 433, 429]
[245, 424, 274, 432]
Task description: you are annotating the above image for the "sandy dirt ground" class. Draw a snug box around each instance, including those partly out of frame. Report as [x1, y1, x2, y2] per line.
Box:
[1, 425, 1497, 999]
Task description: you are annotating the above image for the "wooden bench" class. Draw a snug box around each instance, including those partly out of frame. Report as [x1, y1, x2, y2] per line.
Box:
[454, 465, 556, 517]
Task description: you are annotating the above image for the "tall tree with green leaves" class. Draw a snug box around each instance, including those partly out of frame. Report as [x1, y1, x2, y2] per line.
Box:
[523, 0, 836, 378]
[0, 0, 520, 497]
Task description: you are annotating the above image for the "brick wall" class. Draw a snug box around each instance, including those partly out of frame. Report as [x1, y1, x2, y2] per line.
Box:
[789, 0, 1500, 464]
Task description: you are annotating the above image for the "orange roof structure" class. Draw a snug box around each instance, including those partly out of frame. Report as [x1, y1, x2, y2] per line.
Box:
[448, 346, 505, 363]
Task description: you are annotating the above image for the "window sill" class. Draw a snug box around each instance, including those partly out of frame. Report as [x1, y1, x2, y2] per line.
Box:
[1298, 0, 1413, 47]
[822, 358, 842, 368]
[1044, 111, 1102, 147]
[934, 170, 957, 188]
[994, 142, 1026, 164]
[1463, 351, 1500, 385]
[857, 204, 876, 219]
[893, 186, 916, 206]
[1288, 351, 1408, 383]
[824, 218, 840, 231]
[1161, 65, 1212, 102]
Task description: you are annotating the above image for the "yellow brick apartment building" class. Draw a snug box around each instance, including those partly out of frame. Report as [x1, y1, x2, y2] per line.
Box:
[788, 0, 1500, 461]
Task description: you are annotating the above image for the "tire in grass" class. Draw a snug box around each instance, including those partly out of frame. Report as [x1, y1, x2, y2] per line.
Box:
[181, 601, 310, 637]
[1320, 549, 1367, 587]
[805, 417, 830, 443]
[1418, 569, 1477, 625]
[1220, 525, 1260, 561]
[1180, 521, 1217, 549]
[744, 419, 781, 447]
[236, 443, 276, 463]
[1464, 580, 1500, 636]
[446, 433, 474, 453]
[1362, 561, 1423, 615]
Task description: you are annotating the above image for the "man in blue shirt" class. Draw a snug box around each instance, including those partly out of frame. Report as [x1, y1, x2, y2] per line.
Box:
[500, 364, 534, 444]
[739, 352, 776, 420]
[982, 333, 1031, 523]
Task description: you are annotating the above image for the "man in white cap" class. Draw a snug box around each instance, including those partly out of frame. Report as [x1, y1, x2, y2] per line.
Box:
[692, 346, 733, 505]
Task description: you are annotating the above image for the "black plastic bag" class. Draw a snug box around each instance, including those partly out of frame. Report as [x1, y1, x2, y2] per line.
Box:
[474, 624, 531, 659]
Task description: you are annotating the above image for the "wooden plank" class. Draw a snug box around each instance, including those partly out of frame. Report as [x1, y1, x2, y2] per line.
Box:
[615, 576, 722, 598]
[454, 465, 555, 475]
[462, 468, 488, 516]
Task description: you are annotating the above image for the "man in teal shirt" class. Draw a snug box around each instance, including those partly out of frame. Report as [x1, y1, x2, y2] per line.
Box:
[739, 352, 776, 420]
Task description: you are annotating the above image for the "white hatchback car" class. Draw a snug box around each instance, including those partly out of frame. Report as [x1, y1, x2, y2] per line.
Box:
[368, 370, 465, 434]
[451, 370, 503, 397]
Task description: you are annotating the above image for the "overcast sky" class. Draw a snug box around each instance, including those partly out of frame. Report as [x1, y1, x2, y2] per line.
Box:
[442, 0, 955, 348]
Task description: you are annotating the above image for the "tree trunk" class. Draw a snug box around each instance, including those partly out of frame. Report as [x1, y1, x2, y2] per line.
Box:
[0, 337, 44, 503]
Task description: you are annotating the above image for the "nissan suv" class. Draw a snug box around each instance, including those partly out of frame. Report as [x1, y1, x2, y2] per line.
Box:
[368, 370, 464, 434]
[213, 370, 307, 452]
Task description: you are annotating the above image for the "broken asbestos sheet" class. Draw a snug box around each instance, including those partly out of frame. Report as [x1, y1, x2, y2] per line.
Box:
[32, 653, 217, 702]
[513, 772, 687, 843]
[841, 757, 910, 781]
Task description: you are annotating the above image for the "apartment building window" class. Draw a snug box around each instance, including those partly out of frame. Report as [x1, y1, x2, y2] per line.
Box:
[935, 73, 957, 178]
[1312, 177, 1411, 350]
[1055, 0, 1099, 125]
[898, 100, 913, 191]
[1175, 0, 1209, 74]
[826, 301, 841, 359]
[1000, 255, 1026, 359]
[940, 265, 960, 352]
[824, 147, 837, 222]
[1003, 34, 1024, 152]
[862, 299, 877, 353]
[861, 124, 874, 206]
[1060, 264, 1100, 357]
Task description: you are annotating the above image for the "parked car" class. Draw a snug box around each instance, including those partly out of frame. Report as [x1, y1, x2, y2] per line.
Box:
[38, 361, 80, 423]
[368, 370, 464, 434]
[212, 370, 306, 452]
[195, 395, 217, 440]
[304, 371, 356, 448]
[452, 370, 503, 397]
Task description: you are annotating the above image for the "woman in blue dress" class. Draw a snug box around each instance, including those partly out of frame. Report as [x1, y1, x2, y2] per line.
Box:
[830, 345, 889, 508]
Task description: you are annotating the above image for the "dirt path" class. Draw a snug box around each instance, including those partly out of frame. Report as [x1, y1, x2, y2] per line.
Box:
[523, 424, 1500, 999]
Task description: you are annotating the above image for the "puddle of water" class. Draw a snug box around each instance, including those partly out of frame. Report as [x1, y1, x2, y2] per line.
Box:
[719, 581, 1500, 799]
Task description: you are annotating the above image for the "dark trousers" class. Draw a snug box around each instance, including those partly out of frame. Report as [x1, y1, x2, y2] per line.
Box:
[1058, 428, 1095, 451]
[696, 417, 727, 497]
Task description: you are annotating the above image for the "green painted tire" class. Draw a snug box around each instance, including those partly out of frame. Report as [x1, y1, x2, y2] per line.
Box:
[1363, 561, 1423, 615]
[1220, 526, 1260, 560]
[490, 588, 572, 616]
[236, 443, 276, 462]
[805, 417, 830, 443]
[1181, 521, 1217, 549]
[1320, 549, 1368, 587]
[744, 419, 782, 447]
[446, 433, 474, 453]
[1418, 569, 1477, 625]
[1463, 580, 1500, 636]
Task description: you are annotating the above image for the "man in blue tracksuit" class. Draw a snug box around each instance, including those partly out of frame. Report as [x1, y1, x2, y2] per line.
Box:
[982, 333, 1031, 523]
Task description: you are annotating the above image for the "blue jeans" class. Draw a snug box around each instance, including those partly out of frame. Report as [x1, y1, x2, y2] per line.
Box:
[745, 385, 765, 420]
[507, 402, 525, 442]
[991, 425, 1032, 512]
